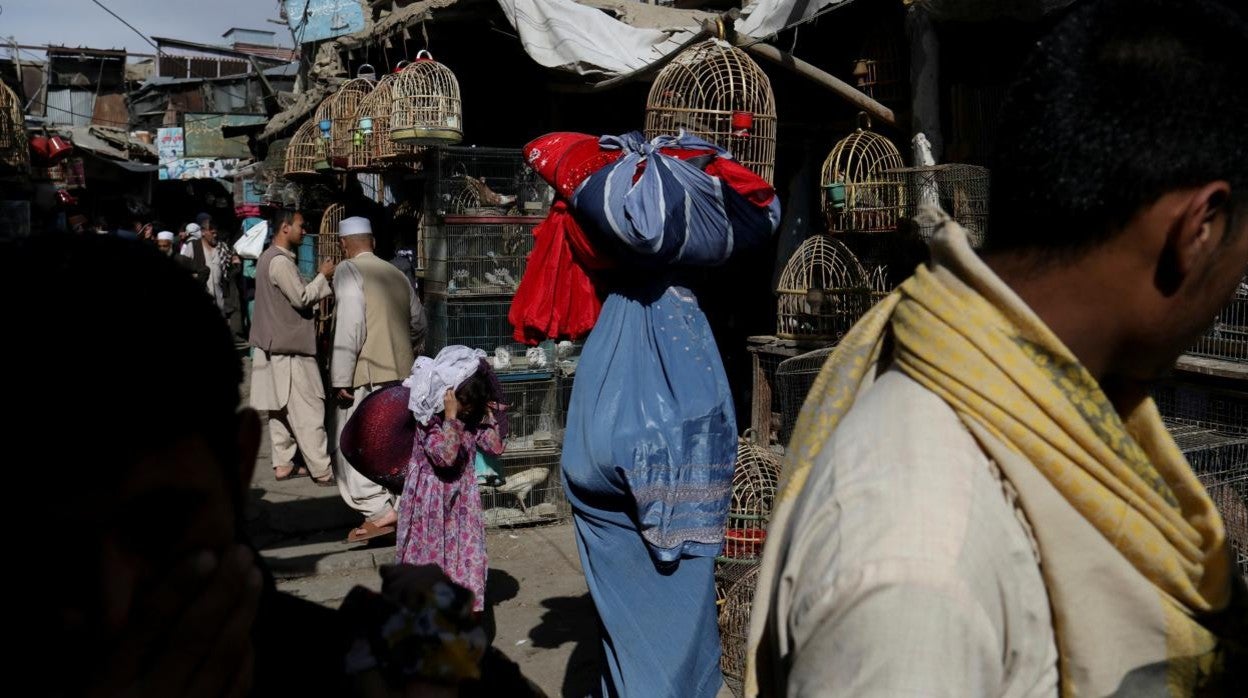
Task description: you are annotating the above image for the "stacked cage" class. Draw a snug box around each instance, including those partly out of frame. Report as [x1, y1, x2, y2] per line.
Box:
[715, 440, 782, 696]
[1153, 381, 1248, 582]
[775, 347, 837, 448]
[422, 146, 563, 527]
[1187, 280, 1248, 364]
[0, 81, 28, 172]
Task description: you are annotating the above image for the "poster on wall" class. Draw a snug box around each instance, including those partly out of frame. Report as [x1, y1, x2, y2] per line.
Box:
[158, 126, 241, 180]
[284, 0, 367, 44]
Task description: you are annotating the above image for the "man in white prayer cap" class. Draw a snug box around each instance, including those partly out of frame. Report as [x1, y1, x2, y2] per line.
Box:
[330, 215, 427, 543]
[163, 229, 210, 285]
[155, 230, 177, 255]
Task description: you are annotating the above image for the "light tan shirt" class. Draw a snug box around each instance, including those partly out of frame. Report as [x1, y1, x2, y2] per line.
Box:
[766, 368, 1059, 697]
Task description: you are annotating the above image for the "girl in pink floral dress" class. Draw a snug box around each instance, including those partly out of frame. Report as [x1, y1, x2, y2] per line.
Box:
[396, 359, 506, 612]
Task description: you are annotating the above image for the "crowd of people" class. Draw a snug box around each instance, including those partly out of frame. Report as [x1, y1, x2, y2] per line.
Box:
[10, 0, 1248, 695]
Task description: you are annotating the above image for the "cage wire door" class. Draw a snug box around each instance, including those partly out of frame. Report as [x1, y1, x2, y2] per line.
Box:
[645, 38, 777, 184]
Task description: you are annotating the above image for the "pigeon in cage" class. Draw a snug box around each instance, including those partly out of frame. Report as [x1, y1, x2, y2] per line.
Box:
[492, 347, 512, 371]
[484, 268, 518, 291]
[525, 346, 548, 369]
[479, 467, 550, 514]
[463, 175, 516, 209]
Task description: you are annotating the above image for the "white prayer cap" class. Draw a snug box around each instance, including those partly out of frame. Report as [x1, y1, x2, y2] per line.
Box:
[184, 222, 202, 239]
[339, 216, 372, 237]
[156, 231, 176, 242]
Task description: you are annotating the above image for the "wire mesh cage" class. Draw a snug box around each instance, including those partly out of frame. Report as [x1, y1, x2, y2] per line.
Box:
[645, 38, 777, 184]
[425, 295, 553, 376]
[349, 74, 425, 171]
[480, 449, 570, 528]
[1186, 279, 1248, 364]
[777, 234, 872, 342]
[430, 146, 551, 218]
[821, 121, 905, 233]
[499, 375, 561, 453]
[422, 217, 536, 296]
[283, 120, 323, 180]
[720, 440, 783, 564]
[0, 81, 28, 171]
[1153, 381, 1248, 437]
[327, 75, 375, 170]
[887, 164, 991, 247]
[718, 563, 760, 697]
[391, 51, 463, 146]
[775, 346, 836, 447]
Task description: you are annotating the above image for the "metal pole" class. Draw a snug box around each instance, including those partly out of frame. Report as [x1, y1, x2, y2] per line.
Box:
[741, 42, 896, 128]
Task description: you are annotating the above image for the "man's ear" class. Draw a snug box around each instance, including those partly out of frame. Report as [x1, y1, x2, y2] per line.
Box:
[236, 408, 261, 500]
[1158, 182, 1231, 295]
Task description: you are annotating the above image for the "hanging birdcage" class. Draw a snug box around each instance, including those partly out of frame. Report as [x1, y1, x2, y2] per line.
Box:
[283, 120, 322, 180]
[821, 119, 905, 233]
[719, 563, 760, 698]
[391, 51, 463, 145]
[851, 19, 906, 106]
[889, 164, 991, 246]
[720, 440, 782, 563]
[326, 73, 375, 171]
[309, 97, 336, 173]
[0, 81, 28, 171]
[349, 74, 425, 171]
[645, 38, 777, 184]
[777, 235, 872, 342]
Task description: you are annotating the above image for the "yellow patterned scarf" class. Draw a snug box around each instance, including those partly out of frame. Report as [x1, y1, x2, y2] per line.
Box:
[748, 219, 1242, 696]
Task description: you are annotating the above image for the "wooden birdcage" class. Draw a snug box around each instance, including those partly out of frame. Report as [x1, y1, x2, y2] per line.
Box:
[0, 81, 27, 171]
[391, 51, 463, 145]
[283, 120, 322, 180]
[349, 74, 425, 171]
[315, 203, 346, 339]
[720, 440, 782, 564]
[821, 119, 905, 233]
[851, 19, 906, 106]
[325, 74, 374, 171]
[645, 38, 777, 184]
[777, 235, 872, 342]
[719, 563, 760, 697]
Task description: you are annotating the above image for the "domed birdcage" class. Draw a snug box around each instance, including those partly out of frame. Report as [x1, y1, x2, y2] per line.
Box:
[391, 51, 463, 145]
[283, 120, 322, 180]
[0, 81, 28, 171]
[349, 73, 425, 171]
[821, 118, 905, 233]
[777, 235, 872, 342]
[315, 203, 347, 339]
[645, 38, 777, 184]
[310, 97, 335, 173]
[720, 439, 782, 564]
[327, 72, 375, 171]
[719, 563, 760, 697]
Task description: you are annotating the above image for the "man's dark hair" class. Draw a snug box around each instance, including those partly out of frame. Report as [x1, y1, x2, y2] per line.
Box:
[197, 212, 214, 229]
[4, 234, 243, 491]
[272, 209, 300, 231]
[986, 0, 1248, 256]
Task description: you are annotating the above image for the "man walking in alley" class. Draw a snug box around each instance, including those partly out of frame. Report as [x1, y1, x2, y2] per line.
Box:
[249, 210, 337, 486]
[331, 216, 426, 543]
[181, 213, 235, 315]
[749, 1, 1248, 696]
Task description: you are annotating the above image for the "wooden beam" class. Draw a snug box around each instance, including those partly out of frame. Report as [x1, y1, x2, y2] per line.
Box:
[741, 42, 896, 128]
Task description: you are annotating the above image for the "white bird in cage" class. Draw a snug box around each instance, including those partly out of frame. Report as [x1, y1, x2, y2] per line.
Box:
[525, 346, 548, 368]
[556, 341, 575, 358]
[492, 347, 512, 371]
[480, 467, 550, 514]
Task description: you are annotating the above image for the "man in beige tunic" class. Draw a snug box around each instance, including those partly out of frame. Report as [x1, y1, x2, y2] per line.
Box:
[249, 211, 336, 485]
[331, 216, 426, 543]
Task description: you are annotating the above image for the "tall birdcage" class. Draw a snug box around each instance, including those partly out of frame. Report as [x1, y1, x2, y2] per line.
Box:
[326, 73, 375, 171]
[821, 119, 905, 233]
[314, 204, 346, 340]
[1187, 279, 1248, 363]
[718, 563, 760, 698]
[720, 439, 782, 565]
[391, 51, 463, 146]
[775, 346, 837, 447]
[283, 120, 321, 180]
[645, 38, 777, 184]
[0, 81, 28, 171]
[349, 74, 425, 171]
[889, 164, 991, 247]
[777, 235, 872, 342]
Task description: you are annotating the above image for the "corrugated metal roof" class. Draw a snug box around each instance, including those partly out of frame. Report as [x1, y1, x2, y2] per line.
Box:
[44, 88, 97, 127]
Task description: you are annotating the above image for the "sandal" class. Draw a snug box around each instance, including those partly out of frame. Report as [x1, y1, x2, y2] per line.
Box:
[347, 519, 397, 544]
[311, 473, 336, 487]
[274, 464, 309, 481]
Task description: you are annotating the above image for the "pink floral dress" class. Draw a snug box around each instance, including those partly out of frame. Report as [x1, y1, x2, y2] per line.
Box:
[396, 414, 504, 612]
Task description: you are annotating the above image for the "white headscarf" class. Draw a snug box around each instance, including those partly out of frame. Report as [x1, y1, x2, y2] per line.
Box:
[184, 223, 202, 240]
[403, 346, 488, 425]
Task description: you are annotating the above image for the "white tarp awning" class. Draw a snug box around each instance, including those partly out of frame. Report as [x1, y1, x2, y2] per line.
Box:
[499, 0, 852, 77]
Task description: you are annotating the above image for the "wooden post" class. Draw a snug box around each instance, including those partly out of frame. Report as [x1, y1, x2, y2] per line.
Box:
[907, 4, 942, 161]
